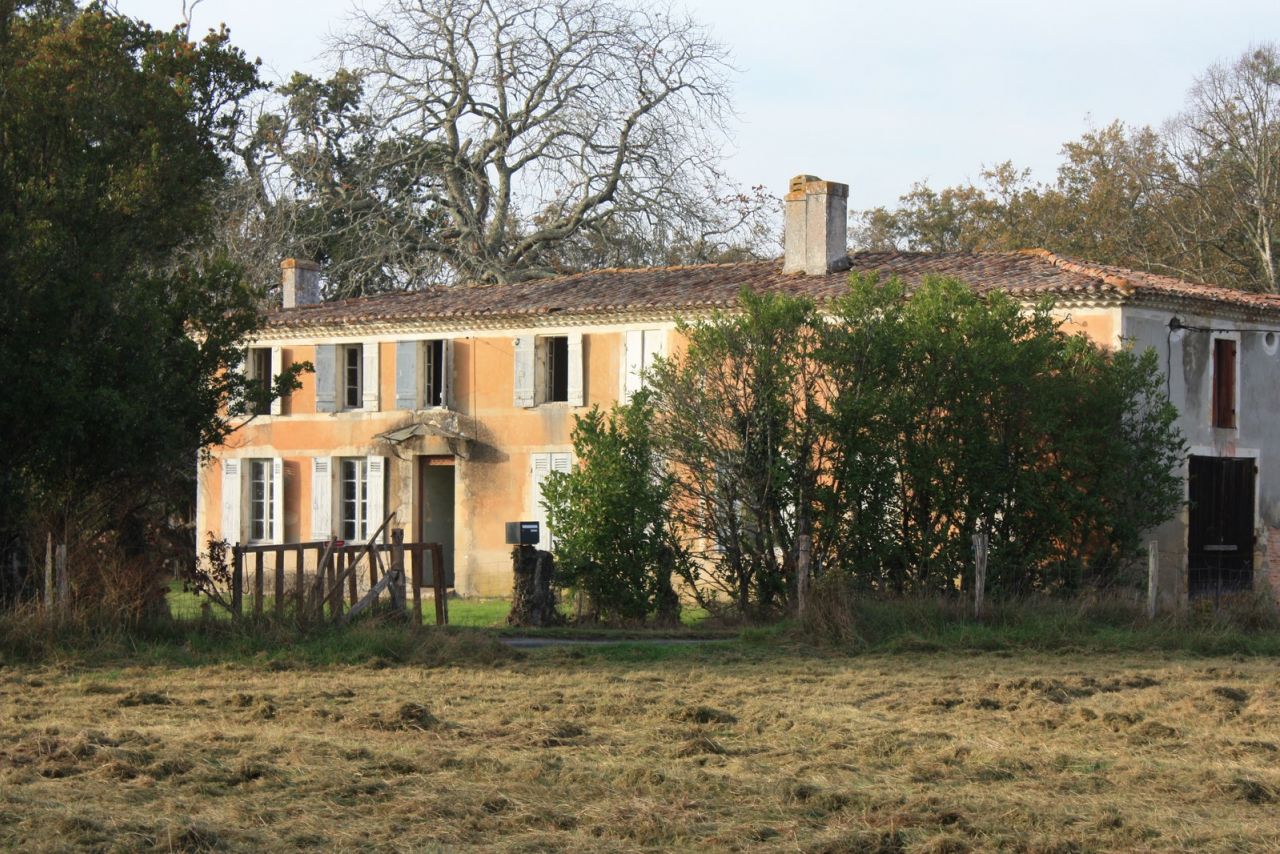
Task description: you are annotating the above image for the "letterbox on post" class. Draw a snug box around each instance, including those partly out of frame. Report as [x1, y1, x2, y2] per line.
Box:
[505, 521, 540, 546]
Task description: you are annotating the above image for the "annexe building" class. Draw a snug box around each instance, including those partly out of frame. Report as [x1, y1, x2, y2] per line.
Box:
[196, 175, 1280, 606]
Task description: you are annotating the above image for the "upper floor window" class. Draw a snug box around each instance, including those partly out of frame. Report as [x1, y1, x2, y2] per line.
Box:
[544, 336, 569, 403]
[395, 339, 449, 410]
[622, 329, 666, 402]
[342, 344, 363, 410]
[1213, 337, 1237, 429]
[513, 333, 583, 408]
[245, 346, 281, 416]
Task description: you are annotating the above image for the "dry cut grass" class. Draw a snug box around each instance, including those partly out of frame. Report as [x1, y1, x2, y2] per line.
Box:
[2, 644, 1279, 852]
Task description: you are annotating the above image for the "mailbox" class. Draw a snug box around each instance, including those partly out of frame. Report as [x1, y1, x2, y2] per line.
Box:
[505, 521, 541, 545]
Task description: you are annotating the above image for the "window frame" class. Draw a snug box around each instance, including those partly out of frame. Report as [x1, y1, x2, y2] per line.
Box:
[542, 335, 569, 403]
[339, 457, 369, 542]
[341, 343, 364, 411]
[423, 338, 446, 409]
[1212, 336, 1238, 430]
[246, 458, 275, 543]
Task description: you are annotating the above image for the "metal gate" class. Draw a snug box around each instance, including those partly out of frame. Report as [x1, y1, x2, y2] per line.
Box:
[1187, 455, 1255, 599]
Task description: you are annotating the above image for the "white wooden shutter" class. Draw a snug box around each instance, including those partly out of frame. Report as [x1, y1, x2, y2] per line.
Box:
[366, 455, 386, 541]
[513, 336, 536, 407]
[314, 345, 337, 413]
[269, 346, 284, 415]
[547, 453, 572, 549]
[623, 330, 644, 402]
[440, 339, 452, 409]
[270, 457, 285, 543]
[642, 329, 665, 370]
[395, 340, 420, 410]
[567, 332, 584, 407]
[221, 459, 242, 545]
[530, 453, 551, 550]
[311, 457, 332, 539]
[362, 342, 380, 411]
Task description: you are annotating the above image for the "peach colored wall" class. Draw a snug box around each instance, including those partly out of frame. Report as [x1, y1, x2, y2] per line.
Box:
[199, 327, 660, 595]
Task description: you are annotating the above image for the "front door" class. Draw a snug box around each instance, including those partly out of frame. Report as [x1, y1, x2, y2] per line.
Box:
[417, 456, 455, 586]
[1187, 455, 1255, 598]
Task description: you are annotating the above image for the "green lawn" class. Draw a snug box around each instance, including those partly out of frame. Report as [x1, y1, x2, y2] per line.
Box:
[165, 581, 708, 629]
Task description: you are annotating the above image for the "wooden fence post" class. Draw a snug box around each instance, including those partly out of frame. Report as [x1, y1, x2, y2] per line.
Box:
[972, 532, 989, 619]
[430, 543, 447, 625]
[410, 546, 423, 625]
[231, 546, 244, 618]
[390, 529, 407, 614]
[1147, 540, 1159, 619]
[275, 547, 286, 619]
[253, 551, 265, 618]
[295, 545, 306, 618]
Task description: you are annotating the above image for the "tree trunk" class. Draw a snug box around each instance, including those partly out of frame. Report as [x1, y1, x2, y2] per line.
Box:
[507, 546, 562, 627]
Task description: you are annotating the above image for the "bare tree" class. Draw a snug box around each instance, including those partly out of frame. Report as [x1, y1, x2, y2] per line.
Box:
[1165, 44, 1280, 292]
[218, 0, 765, 298]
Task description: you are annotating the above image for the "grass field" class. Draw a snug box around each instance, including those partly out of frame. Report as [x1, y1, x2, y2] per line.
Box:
[2, 632, 1279, 852]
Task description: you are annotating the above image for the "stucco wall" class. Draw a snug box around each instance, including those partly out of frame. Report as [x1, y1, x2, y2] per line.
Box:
[1122, 306, 1280, 605]
[197, 323, 668, 595]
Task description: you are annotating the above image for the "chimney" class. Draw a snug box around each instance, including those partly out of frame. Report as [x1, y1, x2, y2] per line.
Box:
[783, 174, 849, 275]
[281, 258, 321, 308]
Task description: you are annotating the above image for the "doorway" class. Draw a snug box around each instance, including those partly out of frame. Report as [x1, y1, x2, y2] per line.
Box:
[417, 456, 455, 585]
[1187, 455, 1255, 598]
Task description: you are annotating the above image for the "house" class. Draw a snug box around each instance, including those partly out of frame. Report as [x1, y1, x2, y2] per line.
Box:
[196, 175, 1280, 607]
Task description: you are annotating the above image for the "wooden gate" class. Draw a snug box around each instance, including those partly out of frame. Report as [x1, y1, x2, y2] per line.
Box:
[1187, 455, 1255, 599]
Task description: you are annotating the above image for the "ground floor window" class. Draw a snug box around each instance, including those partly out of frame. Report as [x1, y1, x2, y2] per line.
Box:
[248, 458, 275, 542]
[340, 457, 369, 541]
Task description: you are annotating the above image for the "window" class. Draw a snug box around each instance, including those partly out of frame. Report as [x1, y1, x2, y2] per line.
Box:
[1213, 338, 1237, 429]
[513, 333, 582, 407]
[221, 457, 281, 545]
[544, 336, 569, 403]
[248, 459, 275, 542]
[530, 451, 572, 550]
[424, 339, 445, 407]
[311, 455, 385, 541]
[339, 458, 368, 541]
[342, 344, 363, 410]
[244, 346, 281, 415]
[622, 329, 666, 401]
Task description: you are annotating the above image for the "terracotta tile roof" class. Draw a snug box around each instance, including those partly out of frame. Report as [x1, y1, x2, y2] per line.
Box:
[264, 249, 1280, 331]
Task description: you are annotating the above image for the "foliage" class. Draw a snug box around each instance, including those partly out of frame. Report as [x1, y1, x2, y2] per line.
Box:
[647, 291, 827, 618]
[644, 278, 1183, 613]
[0, 2, 299, 598]
[818, 275, 1184, 594]
[541, 392, 682, 624]
[853, 44, 1280, 293]
[219, 0, 775, 298]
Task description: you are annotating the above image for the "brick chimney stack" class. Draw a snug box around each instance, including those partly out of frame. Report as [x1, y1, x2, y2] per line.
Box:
[783, 175, 850, 275]
[281, 258, 321, 309]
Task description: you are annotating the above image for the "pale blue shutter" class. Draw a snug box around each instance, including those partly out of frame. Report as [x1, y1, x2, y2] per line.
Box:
[314, 345, 336, 413]
[395, 341, 419, 410]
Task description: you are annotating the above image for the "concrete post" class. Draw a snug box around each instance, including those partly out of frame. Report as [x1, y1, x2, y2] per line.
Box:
[1147, 540, 1159, 619]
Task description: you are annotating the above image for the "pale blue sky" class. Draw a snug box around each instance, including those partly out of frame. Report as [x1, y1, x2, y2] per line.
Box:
[116, 0, 1280, 209]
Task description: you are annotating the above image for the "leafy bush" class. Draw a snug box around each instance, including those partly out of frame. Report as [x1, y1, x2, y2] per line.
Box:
[541, 392, 683, 624]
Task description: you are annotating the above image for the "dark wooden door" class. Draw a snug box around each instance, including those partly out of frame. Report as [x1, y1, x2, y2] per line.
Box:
[1188, 455, 1255, 598]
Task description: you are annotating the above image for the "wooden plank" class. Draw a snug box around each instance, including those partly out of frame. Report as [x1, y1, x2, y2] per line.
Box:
[295, 545, 306, 617]
[275, 547, 286, 618]
[430, 543, 447, 625]
[410, 545, 422, 625]
[347, 548, 358, 607]
[231, 546, 244, 618]
[327, 552, 341, 621]
[343, 566, 397, 624]
[253, 551, 265, 618]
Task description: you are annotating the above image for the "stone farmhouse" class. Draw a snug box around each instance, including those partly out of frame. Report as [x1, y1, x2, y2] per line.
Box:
[196, 175, 1280, 607]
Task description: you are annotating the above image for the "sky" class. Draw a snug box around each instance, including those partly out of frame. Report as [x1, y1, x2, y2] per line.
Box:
[113, 0, 1280, 210]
